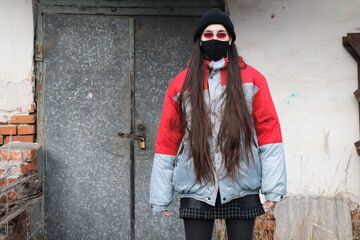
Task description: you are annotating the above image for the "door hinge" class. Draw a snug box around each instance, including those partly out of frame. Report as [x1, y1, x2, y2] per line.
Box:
[35, 45, 44, 62]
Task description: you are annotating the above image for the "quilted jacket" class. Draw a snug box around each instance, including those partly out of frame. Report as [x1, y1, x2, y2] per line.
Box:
[149, 57, 287, 212]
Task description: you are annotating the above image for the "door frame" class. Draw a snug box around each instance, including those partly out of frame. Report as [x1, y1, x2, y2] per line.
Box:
[34, 1, 225, 239]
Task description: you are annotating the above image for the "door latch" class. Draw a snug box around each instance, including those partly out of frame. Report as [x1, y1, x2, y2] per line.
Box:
[117, 132, 146, 149]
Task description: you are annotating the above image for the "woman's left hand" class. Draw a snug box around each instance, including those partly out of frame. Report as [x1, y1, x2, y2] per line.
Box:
[162, 210, 173, 217]
[263, 201, 276, 212]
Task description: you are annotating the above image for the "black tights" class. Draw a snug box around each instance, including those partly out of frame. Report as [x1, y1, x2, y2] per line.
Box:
[183, 218, 255, 240]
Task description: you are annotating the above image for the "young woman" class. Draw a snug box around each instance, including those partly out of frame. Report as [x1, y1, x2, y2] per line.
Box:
[149, 9, 286, 240]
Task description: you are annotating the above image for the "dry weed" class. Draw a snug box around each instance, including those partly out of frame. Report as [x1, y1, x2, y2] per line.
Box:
[0, 145, 43, 239]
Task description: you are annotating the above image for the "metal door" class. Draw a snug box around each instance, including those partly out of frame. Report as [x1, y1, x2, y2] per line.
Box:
[43, 14, 196, 239]
[43, 15, 132, 240]
[134, 17, 196, 239]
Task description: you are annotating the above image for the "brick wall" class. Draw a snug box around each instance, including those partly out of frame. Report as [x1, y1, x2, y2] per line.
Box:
[1, 211, 30, 240]
[215, 214, 276, 239]
[254, 213, 275, 239]
[0, 110, 36, 146]
[0, 143, 42, 239]
[353, 206, 360, 240]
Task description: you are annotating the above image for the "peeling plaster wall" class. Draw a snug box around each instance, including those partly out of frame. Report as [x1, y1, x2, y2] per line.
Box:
[228, 0, 360, 201]
[0, 0, 34, 121]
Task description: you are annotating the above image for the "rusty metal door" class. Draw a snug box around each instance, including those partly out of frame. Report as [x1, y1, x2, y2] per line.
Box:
[43, 14, 196, 240]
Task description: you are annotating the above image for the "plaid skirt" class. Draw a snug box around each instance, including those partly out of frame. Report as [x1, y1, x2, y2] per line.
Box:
[179, 193, 265, 219]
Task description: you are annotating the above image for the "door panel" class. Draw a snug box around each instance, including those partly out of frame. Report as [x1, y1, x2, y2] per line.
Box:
[134, 16, 197, 240]
[43, 14, 197, 240]
[44, 15, 131, 240]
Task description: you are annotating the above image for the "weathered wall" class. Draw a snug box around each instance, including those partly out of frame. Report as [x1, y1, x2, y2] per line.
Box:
[227, 0, 360, 201]
[0, 0, 34, 122]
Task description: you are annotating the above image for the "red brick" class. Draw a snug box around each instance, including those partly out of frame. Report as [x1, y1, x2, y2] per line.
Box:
[0, 150, 23, 161]
[0, 125, 17, 135]
[4, 135, 35, 144]
[8, 115, 36, 124]
[0, 149, 6, 160]
[0, 192, 17, 204]
[353, 219, 360, 229]
[8, 211, 29, 240]
[352, 220, 360, 240]
[18, 125, 36, 135]
[253, 230, 274, 240]
[21, 161, 37, 174]
[352, 208, 360, 220]
[0, 149, 37, 161]
[16, 211, 29, 222]
[24, 149, 37, 160]
[255, 219, 276, 231]
[0, 178, 18, 186]
[257, 213, 275, 220]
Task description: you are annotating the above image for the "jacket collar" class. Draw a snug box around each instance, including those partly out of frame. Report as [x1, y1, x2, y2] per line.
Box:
[204, 58, 228, 70]
[203, 56, 246, 70]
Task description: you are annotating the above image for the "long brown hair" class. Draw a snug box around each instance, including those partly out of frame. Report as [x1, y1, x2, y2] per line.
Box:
[177, 39, 254, 184]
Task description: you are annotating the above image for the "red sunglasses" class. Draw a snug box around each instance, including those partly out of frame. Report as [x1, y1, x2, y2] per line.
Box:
[202, 32, 228, 39]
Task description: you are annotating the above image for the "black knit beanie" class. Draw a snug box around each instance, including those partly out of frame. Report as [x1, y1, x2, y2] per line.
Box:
[193, 8, 236, 42]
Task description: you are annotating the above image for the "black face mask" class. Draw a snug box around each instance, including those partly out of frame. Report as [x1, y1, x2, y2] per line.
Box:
[201, 40, 230, 61]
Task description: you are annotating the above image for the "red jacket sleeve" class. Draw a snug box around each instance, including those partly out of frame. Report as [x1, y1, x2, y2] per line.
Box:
[252, 71, 282, 146]
[155, 70, 186, 155]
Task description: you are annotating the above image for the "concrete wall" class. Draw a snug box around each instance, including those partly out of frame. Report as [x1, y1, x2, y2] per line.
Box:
[0, 0, 34, 122]
[228, 0, 360, 200]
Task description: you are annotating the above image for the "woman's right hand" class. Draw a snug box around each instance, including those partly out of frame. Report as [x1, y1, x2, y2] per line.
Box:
[162, 210, 172, 217]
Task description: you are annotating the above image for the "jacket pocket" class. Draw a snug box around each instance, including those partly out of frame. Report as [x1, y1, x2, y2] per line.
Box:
[235, 176, 261, 191]
[172, 146, 197, 193]
[235, 151, 262, 191]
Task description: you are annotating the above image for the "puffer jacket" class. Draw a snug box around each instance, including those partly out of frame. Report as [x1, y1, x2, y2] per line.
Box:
[149, 57, 286, 212]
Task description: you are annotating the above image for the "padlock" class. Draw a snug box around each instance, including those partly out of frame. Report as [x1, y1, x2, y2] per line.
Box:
[138, 138, 146, 149]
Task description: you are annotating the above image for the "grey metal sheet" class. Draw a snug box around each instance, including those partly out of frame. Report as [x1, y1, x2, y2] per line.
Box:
[44, 15, 131, 240]
[134, 16, 198, 239]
